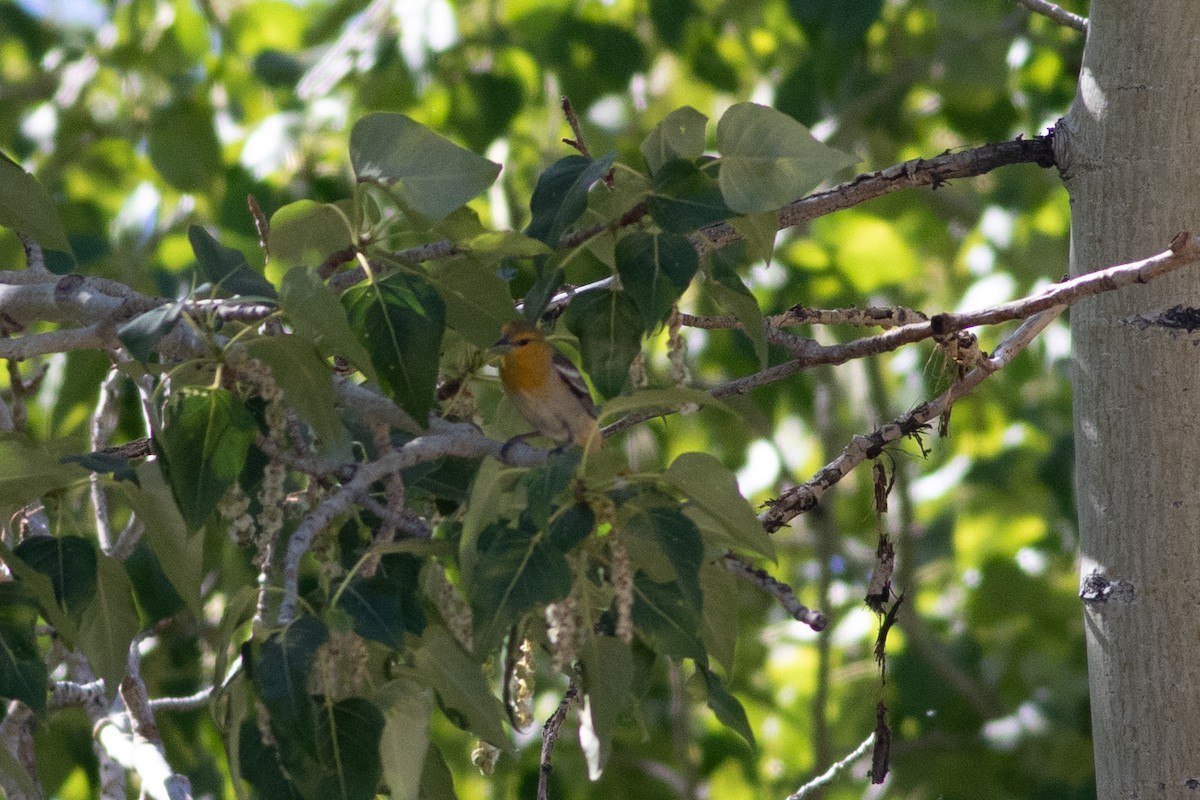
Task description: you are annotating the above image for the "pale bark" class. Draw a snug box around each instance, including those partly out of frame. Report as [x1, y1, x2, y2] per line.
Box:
[1060, 1, 1200, 796]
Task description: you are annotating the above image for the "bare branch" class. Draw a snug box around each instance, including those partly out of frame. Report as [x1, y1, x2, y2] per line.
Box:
[538, 681, 579, 800]
[606, 231, 1200, 437]
[1014, 0, 1087, 32]
[720, 553, 827, 631]
[276, 421, 548, 624]
[761, 306, 1061, 532]
[787, 731, 876, 800]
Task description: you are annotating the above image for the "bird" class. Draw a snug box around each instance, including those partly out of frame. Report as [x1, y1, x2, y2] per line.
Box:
[493, 320, 601, 452]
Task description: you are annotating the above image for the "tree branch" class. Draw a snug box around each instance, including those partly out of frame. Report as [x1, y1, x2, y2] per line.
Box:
[1013, 0, 1087, 32]
[787, 731, 876, 800]
[720, 553, 827, 630]
[539, 681, 579, 800]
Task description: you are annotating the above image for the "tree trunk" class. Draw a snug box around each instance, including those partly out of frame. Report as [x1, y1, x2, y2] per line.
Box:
[1061, 2, 1200, 796]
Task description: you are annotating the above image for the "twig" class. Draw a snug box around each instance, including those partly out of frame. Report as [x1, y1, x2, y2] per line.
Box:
[1013, 0, 1087, 32]
[17, 233, 48, 274]
[275, 422, 548, 623]
[538, 681, 579, 800]
[605, 230, 1200, 438]
[720, 553, 827, 631]
[787, 731, 876, 800]
[247, 195, 270, 260]
[559, 96, 591, 158]
[761, 305, 1061, 532]
[148, 686, 214, 712]
[90, 366, 122, 554]
[0, 700, 39, 800]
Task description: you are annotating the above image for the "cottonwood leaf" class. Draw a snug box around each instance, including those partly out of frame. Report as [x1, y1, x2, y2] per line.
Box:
[665, 451, 775, 560]
[350, 113, 500, 224]
[342, 271, 446, 425]
[716, 102, 857, 214]
[641, 106, 708, 176]
[0, 152, 71, 253]
[615, 231, 699, 330]
[279, 267, 377, 382]
[158, 388, 259, 530]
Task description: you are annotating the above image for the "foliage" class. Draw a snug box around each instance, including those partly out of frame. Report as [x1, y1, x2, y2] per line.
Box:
[0, 1, 1092, 800]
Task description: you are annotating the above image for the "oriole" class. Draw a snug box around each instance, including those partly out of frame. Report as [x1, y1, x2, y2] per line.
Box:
[494, 321, 600, 451]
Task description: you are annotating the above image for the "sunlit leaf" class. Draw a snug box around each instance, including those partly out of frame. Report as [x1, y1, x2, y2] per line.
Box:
[245, 336, 351, 458]
[121, 462, 203, 617]
[378, 679, 434, 800]
[350, 113, 500, 223]
[716, 102, 857, 213]
[641, 106, 708, 176]
[279, 267, 377, 382]
[665, 452, 775, 560]
[77, 555, 140, 702]
[268, 200, 355, 271]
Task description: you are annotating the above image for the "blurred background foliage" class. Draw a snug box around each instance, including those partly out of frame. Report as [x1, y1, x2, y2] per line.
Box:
[0, 0, 1091, 797]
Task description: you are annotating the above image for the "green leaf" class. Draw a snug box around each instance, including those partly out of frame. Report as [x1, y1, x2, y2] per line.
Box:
[279, 267, 377, 382]
[547, 504, 596, 553]
[647, 159, 734, 233]
[159, 388, 259, 531]
[578, 635, 633, 780]
[716, 102, 857, 214]
[245, 336, 351, 458]
[149, 98, 223, 191]
[426, 256, 518, 350]
[706, 257, 767, 368]
[189, 225, 278, 299]
[77, 554, 140, 702]
[699, 665, 755, 748]
[641, 106, 709, 176]
[699, 564, 740, 673]
[0, 434, 88, 515]
[615, 231, 699, 331]
[411, 624, 509, 748]
[315, 697, 385, 800]
[0, 583, 48, 713]
[14, 536, 97, 618]
[525, 153, 617, 246]
[337, 554, 426, 650]
[268, 200, 355, 270]
[117, 303, 183, 364]
[563, 290, 642, 400]
[596, 386, 736, 422]
[378, 679, 434, 800]
[121, 461, 204, 617]
[524, 450, 582, 529]
[418, 744, 458, 800]
[622, 505, 704, 609]
[665, 452, 775, 560]
[342, 271, 446, 425]
[0, 151, 71, 253]
[730, 212, 779, 265]
[0, 539, 77, 646]
[468, 520, 573, 654]
[350, 113, 501, 223]
[255, 616, 328, 774]
[238, 718, 304, 800]
[631, 572, 705, 661]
